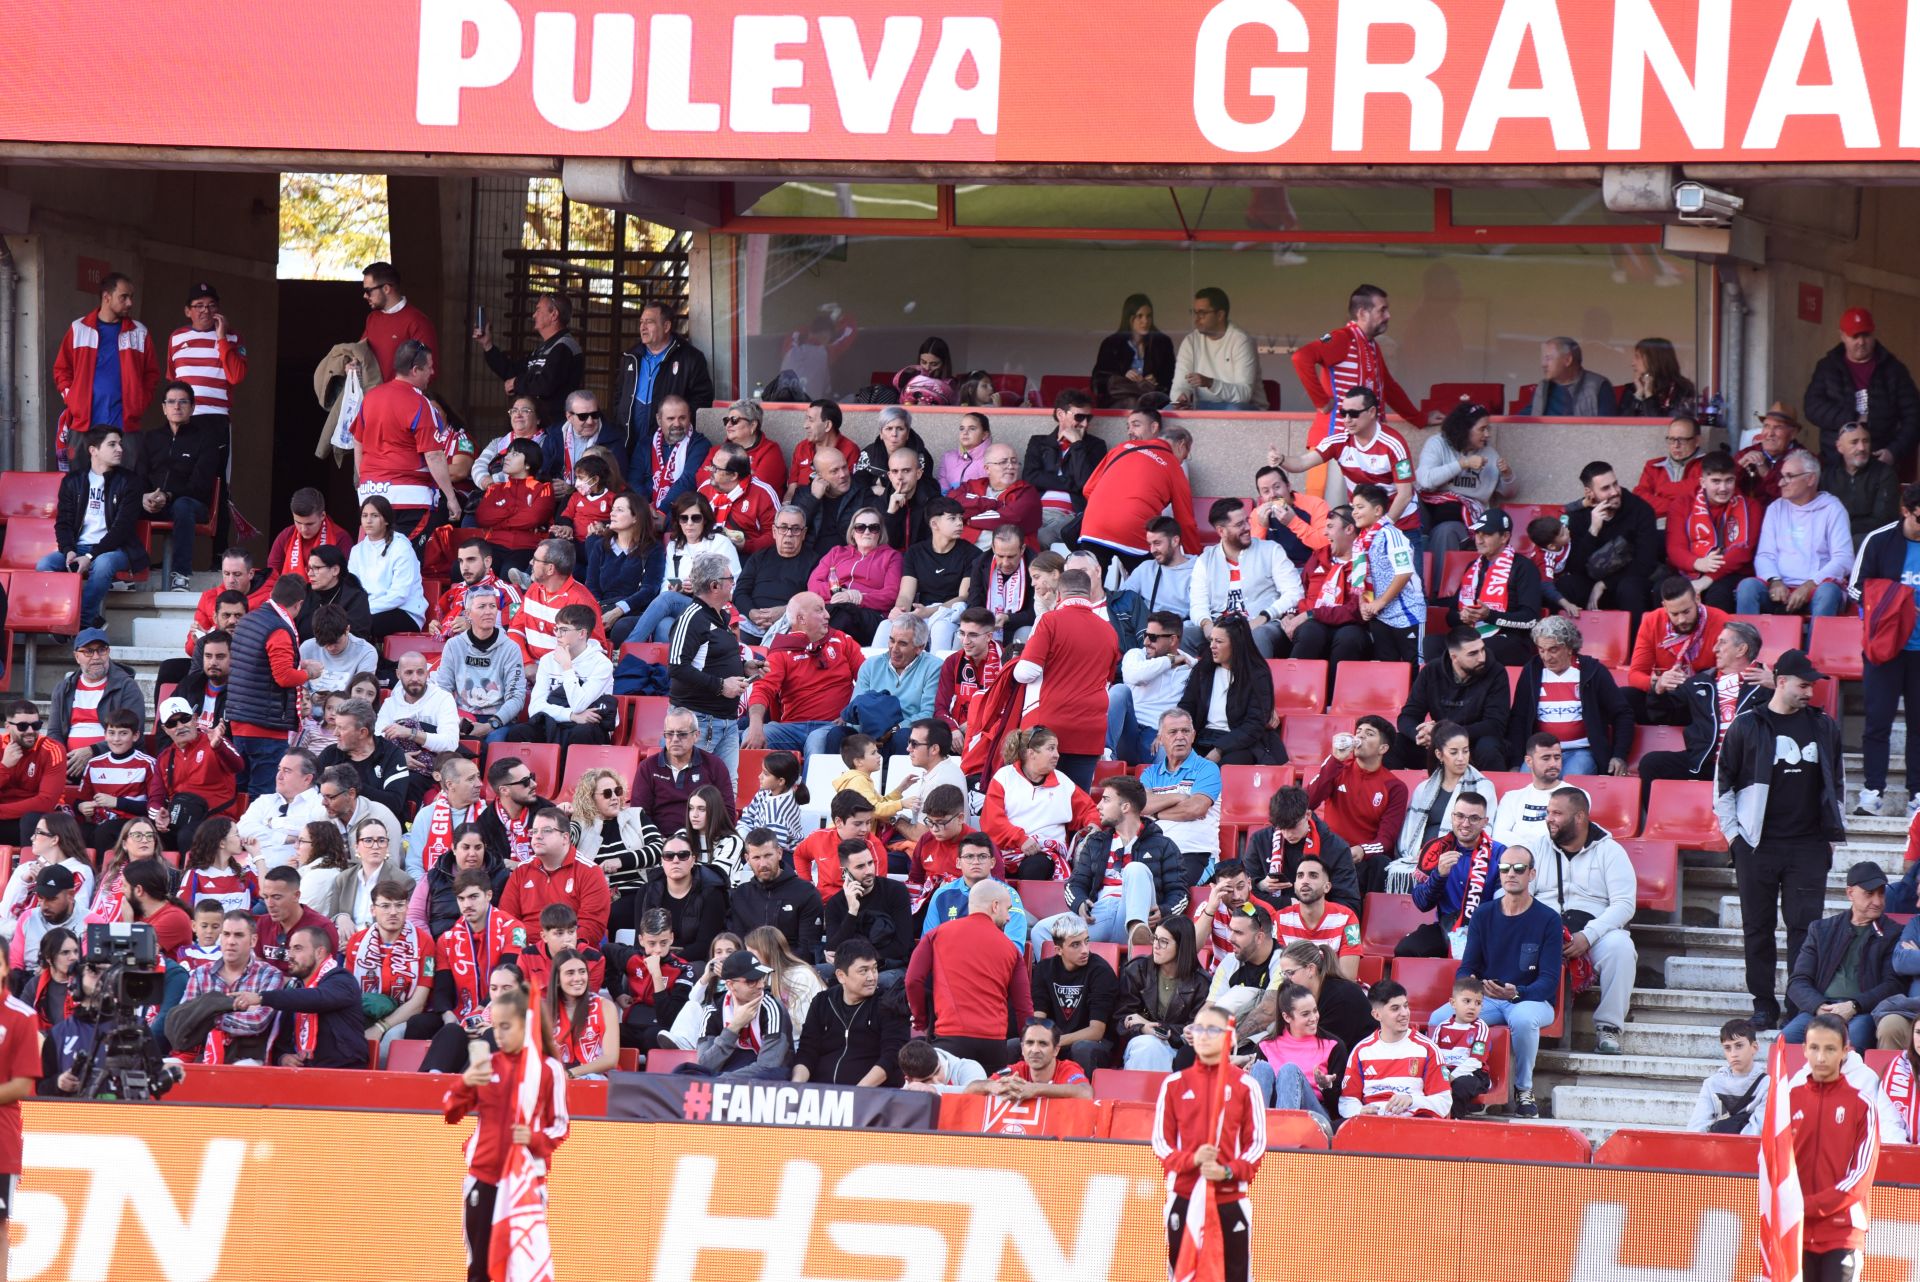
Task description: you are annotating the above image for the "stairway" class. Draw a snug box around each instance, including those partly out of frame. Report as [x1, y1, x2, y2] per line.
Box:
[16, 582, 199, 709]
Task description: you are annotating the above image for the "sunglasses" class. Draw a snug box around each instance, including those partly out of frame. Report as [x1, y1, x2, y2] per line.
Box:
[1498, 863, 1532, 875]
[1338, 407, 1369, 419]
[661, 849, 694, 862]
[678, 514, 704, 523]
[9, 720, 40, 731]
[661, 729, 693, 739]
[571, 411, 602, 422]
[164, 716, 193, 729]
[1067, 413, 1091, 425]
[503, 775, 535, 789]
[722, 416, 750, 426]
[598, 787, 623, 800]
[852, 523, 882, 533]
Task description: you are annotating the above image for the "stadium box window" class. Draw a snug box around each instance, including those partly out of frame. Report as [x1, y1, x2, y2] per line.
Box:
[739, 182, 940, 221]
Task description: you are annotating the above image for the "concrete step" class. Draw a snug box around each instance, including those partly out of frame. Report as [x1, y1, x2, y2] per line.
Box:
[1617, 1021, 1737, 1060]
[1535, 1049, 1719, 1085]
[1629, 987, 1756, 1022]
[1719, 894, 1849, 931]
[1665, 953, 1783, 995]
[1637, 923, 1775, 958]
[1686, 845, 1911, 891]
[1548, 1084, 1696, 1127]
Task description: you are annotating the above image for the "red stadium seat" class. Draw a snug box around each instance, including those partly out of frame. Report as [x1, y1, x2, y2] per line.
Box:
[1807, 614, 1864, 681]
[1482, 771, 1529, 797]
[1356, 955, 1386, 985]
[1626, 724, 1684, 768]
[1038, 375, 1092, 407]
[1501, 503, 1562, 552]
[4, 570, 82, 695]
[1282, 714, 1344, 773]
[619, 641, 671, 666]
[382, 632, 446, 665]
[617, 695, 670, 749]
[1219, 764, 1293, 850]
[1640, 780, 1726, 851]
[0, 472, 61, 524]
[936, 1092, 1098, 1137]
[1267, 660, 1328, 714]
[0, 518, 60, 571]
[1729, 614, 1802, 665]
[1429, 551, 1477, 601]
[1579, 611, 1632, 667]
[1595, 1128, 1758, 1174]
[1360, 893, 1430, 957]
[646, 1048, 697, 1074]
[1566, 774, 1639, 838]
[1421, 382, 1505, 420]
[1477, 1026, 1512, 1106]
[1391, 956, 1459, 1022]
[869, 369, 895, 388]
[1333, 1114, 1592, 1164]
[486, 740, 558, 800]
[1262, 380, 1281, 411]
[735, 749, 768, 808]
[1328, 662, 1410, 718]
[617, 1048, 640, 1072]
[385, 1040, 430, 1074]
[991, 373, 1028, 401]
[1617, 838, 1680, 913]
[1100, 1100, 1158, 1141]
[1012, 879, 1067, 922]
[1091, 1068, 1167, 1103]
[1267, 1109, 1332, 1150]
[566, 744, 641, 790]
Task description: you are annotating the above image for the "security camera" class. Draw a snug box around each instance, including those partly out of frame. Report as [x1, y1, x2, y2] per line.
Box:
[1673, 182, 1744, 226]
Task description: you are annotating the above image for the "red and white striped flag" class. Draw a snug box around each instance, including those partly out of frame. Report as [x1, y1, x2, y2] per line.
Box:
[1172, 1019, 1234, 1282]
[1758, 1036, 1803, 1282]
[489, 990, 556, 1282]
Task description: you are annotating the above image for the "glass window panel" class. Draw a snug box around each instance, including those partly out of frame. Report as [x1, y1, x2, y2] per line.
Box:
[1449, 187, 1642, 227]
[954, 185, 1187, 230]
[1177, 186, 1434, 234]
[738, 182, 938, 220]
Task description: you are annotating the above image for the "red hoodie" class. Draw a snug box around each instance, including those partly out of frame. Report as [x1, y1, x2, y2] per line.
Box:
[904, 910, 1032, 1040]
[499, 850, 613, 949]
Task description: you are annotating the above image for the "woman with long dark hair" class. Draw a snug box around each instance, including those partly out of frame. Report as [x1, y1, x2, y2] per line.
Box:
[587, 491, 664, 646]
[1092, 293, 1175, 406]
[1176, 615, 1283, 764]
[1617, 336, 1697, 418]
[348, 494, 428, 640]
[545, 948, 619, 1079]
[626, 490, 742, 644]
[895, 337, 957, 405]
[1416, 400, 1516, 558]
[1114, 915, 1210, 1070]
[29, 927, 80, 1028]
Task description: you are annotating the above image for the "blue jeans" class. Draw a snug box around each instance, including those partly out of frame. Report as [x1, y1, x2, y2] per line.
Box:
[234, 734, 289, 797]
[1782, 1010, 1876, 1051]
[631, 591, 694, 645]
[1246, 1061, 1332, 1126]
[744, 719, 833, 754]
[163, 496, 209, 579]
[1557, 745, 1599, 777]
[1029, 862, 1155, 951]
[1434, 997, 1555, 1091]
[1733, 578, 1844, 618]
[805, 722, 910, 759]
[696, 712, 739, 779]
[481, 722, 519, 748]
[1106, 687, 1152, 765]
[37, 544, 132, 627]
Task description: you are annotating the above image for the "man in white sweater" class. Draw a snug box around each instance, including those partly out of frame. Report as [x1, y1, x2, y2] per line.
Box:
[1491, 733, 1563, 848]
[1172, 287, 1262, 411]
[1527, 785, 1638, 1055]
[374, 649, 461, 808]
[500, 602, 614, 750]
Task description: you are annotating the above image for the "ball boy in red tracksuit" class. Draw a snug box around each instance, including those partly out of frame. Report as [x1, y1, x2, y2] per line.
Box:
[1789, 1012, 1905, 1282]
[1152, 1005, 1266, 1282]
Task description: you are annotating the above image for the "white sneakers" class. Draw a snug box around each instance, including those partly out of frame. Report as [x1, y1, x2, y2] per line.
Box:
[1857, 789, 1886, 817]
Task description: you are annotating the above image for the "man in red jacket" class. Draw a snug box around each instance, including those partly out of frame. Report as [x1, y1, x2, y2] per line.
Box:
[1665, 452, 1758, 613]
[1634, 414, 1706, 523]
[954, 444, 1041, 550]
[905, 880, 1031, 1072]
[1627, 578, 1730, 725]
[0, 701, 67, 845]
[1011, 569, 1119, 791]
[1076, 434, 1204, 572]
[52, 272, 159, 469]
[1789, 1013, 1895, 1280]
[1153, 1004, 1266, 1282]
[742, 593, 862, 752]
[499, 806, 612, 949]
[1306, 715, 1408, 894]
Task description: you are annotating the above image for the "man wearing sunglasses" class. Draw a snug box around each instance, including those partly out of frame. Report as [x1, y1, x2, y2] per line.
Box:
[1276, 386, 1419, 551]
[709, 400, 788, 495]
[1024, 388, 1107, 549]
[1428, 847, 1562, 1120]
[536, 390, 609, 499]
[472, 291, 582, 428]
[356, 261, 437, 384]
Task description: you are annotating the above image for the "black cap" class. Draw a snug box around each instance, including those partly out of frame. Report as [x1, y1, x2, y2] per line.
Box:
[1773, 649, 1828, 683]
[187, 282, 219, 304]
[720, 951, 773, 983]
[1468, 510, 1511, 535]
[33, 865, 76, 898]
[1848, 861, 1889, 891]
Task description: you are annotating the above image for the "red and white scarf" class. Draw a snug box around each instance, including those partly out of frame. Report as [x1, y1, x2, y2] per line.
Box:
[1539, 534, 1570, 579]
[1347, 526, 1381, 603]
[1269, 819, 1320, 882]
[1662, 612, 1711, 671]
[1887, 1054, 1920, 1144]
[348, 923, 430, 1001]
[720, 992, 766, 1053]
[1458, 547, 1515, 638]
[1336, 321, 1387, 406]
[440, 908, 525, 1021]
[1418, 831, 1495, 933]
[986, 558, 1028, 619]
[555, 995, 607, 1069]
[496, 802, 536, 864]
[417, 796, 473, 869]
[293, 956, 341, 1059]
[1312, 552, 1354, 610]
[949, 641, 1003, 720]
[649, 429, 689, 508]
[1682, 490, 1749, 560]
[279, 523, 338, 578]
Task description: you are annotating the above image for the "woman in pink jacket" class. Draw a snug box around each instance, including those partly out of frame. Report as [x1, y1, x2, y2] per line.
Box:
[807, 506, 902, 644]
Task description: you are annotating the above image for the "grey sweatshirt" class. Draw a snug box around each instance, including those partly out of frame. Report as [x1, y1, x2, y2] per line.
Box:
[430, 626, 528, 726]
[1686, 1062, 1767, 1135]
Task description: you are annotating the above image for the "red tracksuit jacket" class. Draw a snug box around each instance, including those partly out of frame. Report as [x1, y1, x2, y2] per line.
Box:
[443, 1047, 570, 1183]
[1790, 1060, 1887, 1253]
[1152, 1061, 1268, 1203]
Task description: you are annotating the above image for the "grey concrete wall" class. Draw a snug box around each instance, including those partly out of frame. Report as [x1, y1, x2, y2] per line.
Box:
[695, 405, 1673, 507]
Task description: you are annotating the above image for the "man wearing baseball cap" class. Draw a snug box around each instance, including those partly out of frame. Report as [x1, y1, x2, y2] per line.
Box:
[1715, 649, 1847, 1031]
[1780, 860, 1900, 1050]
[682, 949, 794, 1080]
[165, 282, 246, 450]
[1448, 509, 1543, 667]
[8, 865, 83, 975]
[46, 627, 143, 781]
[1804, 305, 1920, 468]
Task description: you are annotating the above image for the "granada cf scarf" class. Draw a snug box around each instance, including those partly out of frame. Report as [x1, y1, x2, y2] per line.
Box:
[442, 910, 525, 1021]
[293, 956, 342, 1059]
[1662, 614, 1710, 671]
[1683, 490, 1749, 561]
[348, 924, 430, 1002]
[1458, 548, 1515, 639]
[554, 995, 607, 1069]
[490, 1009, 558, 1282]
[1417, 831, 1495, 933]
[649, 429, 688, 508]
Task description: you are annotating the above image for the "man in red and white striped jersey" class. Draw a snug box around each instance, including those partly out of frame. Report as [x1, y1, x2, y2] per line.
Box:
[1338, 978, 1451, 1119]
[166, 283, 246, 445]
[1271, 856, 1361, 981]
[1277, 386, 1419, 536]
[507, 538, 604, 675]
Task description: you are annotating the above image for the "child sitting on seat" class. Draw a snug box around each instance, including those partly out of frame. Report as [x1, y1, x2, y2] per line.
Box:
[1429, 972, 1493, 1117]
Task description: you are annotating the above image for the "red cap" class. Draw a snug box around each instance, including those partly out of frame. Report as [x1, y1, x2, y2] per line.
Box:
[1841, 307, 1875, 337]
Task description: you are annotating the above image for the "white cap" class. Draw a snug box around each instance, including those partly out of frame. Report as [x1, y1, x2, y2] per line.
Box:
[158, 697, 195, 723]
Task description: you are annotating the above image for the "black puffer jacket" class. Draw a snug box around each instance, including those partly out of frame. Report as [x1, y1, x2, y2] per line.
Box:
[1804, 342, 1920, 463]
[423, 846, 511, 938]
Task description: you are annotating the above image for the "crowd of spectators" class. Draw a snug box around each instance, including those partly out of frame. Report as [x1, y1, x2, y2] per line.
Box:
[12, 269, 1920, 1142]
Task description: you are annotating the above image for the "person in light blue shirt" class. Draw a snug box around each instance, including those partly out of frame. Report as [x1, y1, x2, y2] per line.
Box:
[923, 832, 1029, 946]
[1349, 481, 1426, 663]
[806, 614, 940, 758]
[1139, 709, 1224, 885]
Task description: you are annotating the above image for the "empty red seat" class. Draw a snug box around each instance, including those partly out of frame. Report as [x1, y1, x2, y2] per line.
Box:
[566, 744, 640, 790]
[1626, 723, 1684, 768]
[1640, 779, 1725, 850]
[4, 570, 82, 694]
[1360, 893, 1430, 957]
[619, 641, 671, 666]
[1328, 662, 1410, 717]
[1476, 1026, 1513, 1106]
[1038, 375, 1092, 407]
[1219, 764, 1293, 848]
[1595, 1128, 1758, 1174]
[1580, 611, 1631, 667]
[1091, 1068, 1167, 1103]
[618, 695, 671, 749]
[1012, 879, 1066, 922]
[1100, 1100, 1158, 1141]
[385, 1040, 430, 1073]
[1501, 503, 1563, 553]
[485, 740, 559, 799]
[1333, 1114, 1592, 1163]
[0, 517, 60, 573]
[381, 632, 446, 664]
[646, 1048, 697, 1074]
[1420, 382, 1505, 419]
[1282, 714, 1344, 773]
[1567, 774, 1639, 838]
[1807, 614, 1864, 681]
[1617, 837, 1680, 912]
[0, 472, 61, 523]
[1266, 1109, 1331, 1150]
[1267, 659, 1328, 714]
[1430, 551, 1477, 600]
[991, 373, 1028, 401]
[1390, 956, 1459, 1023]
[1728, 614, 1803, 664]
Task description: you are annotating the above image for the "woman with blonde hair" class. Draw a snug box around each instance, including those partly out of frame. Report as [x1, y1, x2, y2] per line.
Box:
[744, 924, 823, 1028]
[569, 767, 663, 928]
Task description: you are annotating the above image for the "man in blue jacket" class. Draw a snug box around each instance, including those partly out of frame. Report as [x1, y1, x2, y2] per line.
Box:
[1431, 846, 1562, 1120]
[1783, 862, 1900, 1050]
[243, 925, 366, 1069]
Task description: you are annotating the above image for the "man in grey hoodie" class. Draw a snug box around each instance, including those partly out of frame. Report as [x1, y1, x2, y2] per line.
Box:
[431, 587, 526, 739]
[1528, 786, 1638, 1055]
